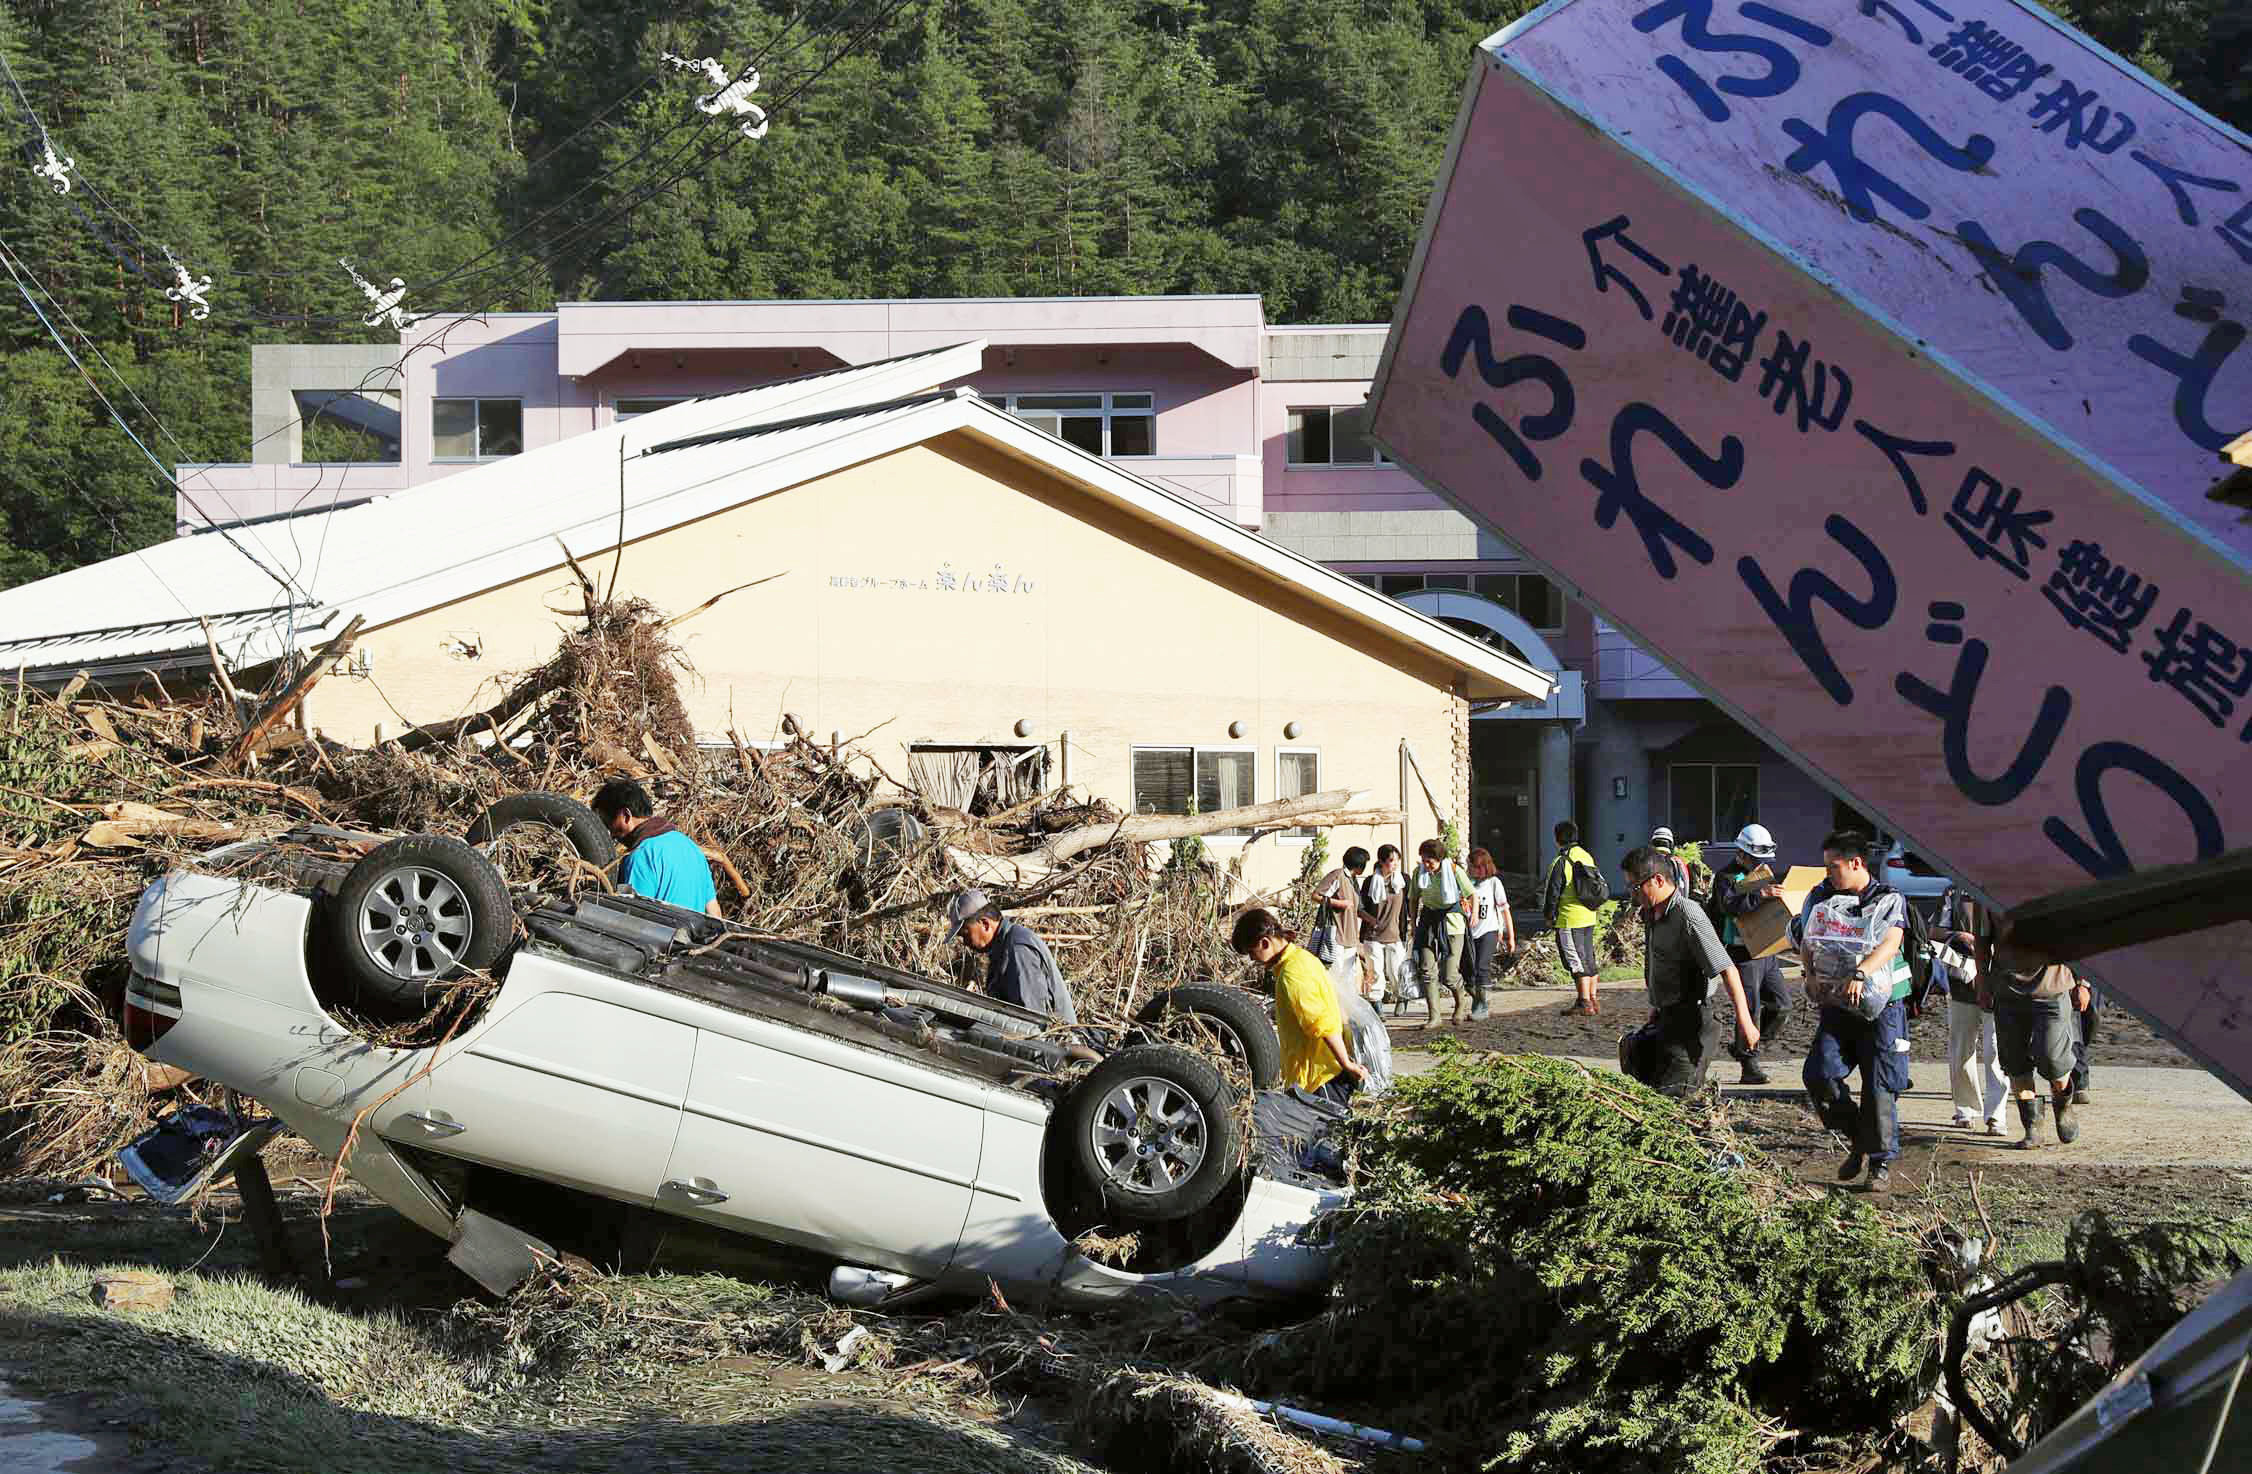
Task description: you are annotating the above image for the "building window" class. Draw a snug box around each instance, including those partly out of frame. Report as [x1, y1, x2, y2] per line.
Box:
[1277, 748, 1320, 840]
[1286, 403, 1390, 466]
[1360, 570, 1564, 635]
[1669, 763, 1760, 846]
[616, 397, 689, 420]
[984, 392, 1155, 456]
[295, 389, 400, 464]
[432, 398, 523, 460]
[909, 743, 1050, 816]
[1472, 572, 1566, 633]
[1131, 746, 1255, 834]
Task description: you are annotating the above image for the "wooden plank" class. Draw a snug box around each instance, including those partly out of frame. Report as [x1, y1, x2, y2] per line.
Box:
[232, 1149, 297, 1285]
[2001, 847, 2252, 963]
[226, 614, 363, 770]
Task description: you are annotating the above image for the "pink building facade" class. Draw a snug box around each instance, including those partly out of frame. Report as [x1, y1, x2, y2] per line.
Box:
[179, 296, 1848, 882]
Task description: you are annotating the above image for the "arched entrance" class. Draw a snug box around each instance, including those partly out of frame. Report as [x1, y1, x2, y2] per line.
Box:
[1397, 589, 1577, 879]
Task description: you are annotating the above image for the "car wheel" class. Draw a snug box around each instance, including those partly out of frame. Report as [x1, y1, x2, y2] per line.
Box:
[1133, 984, 1283, 1090]
[853, 806, 927, 871]
[465, 792, 618, 882]
[330, 835, 513, 1016]
[1062, 1045, 1242, 1224]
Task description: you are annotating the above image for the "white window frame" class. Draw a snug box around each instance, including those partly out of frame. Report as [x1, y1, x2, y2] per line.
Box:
[430, 397, 524, 462]
[1285, 402, 1392, 468]
[696, 735, 790, 754]
[1130, 743, 1257, 838]
[1344, 568, 1567, 637]
[1276, 746, 1322, 844]
[982, 391, 1156, 457]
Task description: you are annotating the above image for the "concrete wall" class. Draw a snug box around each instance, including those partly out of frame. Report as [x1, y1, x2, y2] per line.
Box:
[1261, 327, 1385, 381]
[1262, 506, 1522, 562]
[249, 344, 404, 464]
[303, 435, 1468, 891]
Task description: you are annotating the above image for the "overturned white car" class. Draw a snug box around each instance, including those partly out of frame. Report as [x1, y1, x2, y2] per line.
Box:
[122, 799, 1342, 1309]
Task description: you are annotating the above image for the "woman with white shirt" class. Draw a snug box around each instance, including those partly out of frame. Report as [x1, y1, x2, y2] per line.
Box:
[1464, 847, 1516, 1021]
[1360, 844, 1409, 1013]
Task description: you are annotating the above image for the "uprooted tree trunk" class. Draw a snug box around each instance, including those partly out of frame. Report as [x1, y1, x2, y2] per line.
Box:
[1040, 789, 1380, 863]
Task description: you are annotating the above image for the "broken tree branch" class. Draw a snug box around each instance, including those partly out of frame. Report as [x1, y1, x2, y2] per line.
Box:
[396, 677, 553, 753]
[197, 616, 245, 718]
[1040, 788, 1372, 863]
[227, 615, 364, 770]
[662, 572, 786, 630]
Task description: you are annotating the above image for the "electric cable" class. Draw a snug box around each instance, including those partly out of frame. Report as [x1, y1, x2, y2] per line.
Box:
[0, 239, 283, 615]
[0, 0, 926, 617]
[0, 8, 832, 316]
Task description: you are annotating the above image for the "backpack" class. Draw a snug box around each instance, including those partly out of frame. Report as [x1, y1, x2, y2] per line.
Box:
[1870, 882, 1937, 1011]
[1567, 853, 1611, 907]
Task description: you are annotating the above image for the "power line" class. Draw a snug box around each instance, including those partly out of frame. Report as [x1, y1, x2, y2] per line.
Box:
[0, 0, 927, 612]
[389, 0, 928, 314]
[0, 11, 840, 321]
[0, 235, 304, 600]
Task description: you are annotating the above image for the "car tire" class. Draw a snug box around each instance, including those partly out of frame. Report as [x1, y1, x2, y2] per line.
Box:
[855, 805, 927, 871]
[1062, 1044, 1243, 1224]
[330, 835, 513, 1016]
[464, 792, 618, 869]
[1133, 984, 1283, 1090]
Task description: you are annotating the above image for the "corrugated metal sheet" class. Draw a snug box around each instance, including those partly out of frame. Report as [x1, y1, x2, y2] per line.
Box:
[0, 344, 987, 680]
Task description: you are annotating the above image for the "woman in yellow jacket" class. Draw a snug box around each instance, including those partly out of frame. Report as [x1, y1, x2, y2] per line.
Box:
[1231, 908, 1368, 1105]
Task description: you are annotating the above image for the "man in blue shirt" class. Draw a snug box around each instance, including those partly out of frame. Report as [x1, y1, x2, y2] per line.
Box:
[592, 778, 720, 917]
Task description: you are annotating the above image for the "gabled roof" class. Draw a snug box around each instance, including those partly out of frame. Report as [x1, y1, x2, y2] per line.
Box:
[0, 343, 1553, 703]
[0, 343, 988, 679]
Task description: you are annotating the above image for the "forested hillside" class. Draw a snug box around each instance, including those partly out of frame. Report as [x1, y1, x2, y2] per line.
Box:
[0, 0, 2244, 589]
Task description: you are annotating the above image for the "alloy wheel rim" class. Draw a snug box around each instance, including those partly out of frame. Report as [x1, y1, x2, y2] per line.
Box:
[356, 865, 474, 980]
[1090, 1075, 1208, 1195]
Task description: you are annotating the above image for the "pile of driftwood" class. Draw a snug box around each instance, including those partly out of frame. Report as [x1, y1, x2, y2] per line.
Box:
[0, 592, 1395, 1177]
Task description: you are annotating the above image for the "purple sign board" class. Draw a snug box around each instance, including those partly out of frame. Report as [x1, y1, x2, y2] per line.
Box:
[1368, 0, 2252, 1096]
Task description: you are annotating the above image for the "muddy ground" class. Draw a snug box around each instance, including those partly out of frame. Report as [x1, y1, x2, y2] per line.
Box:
[0, 1163, 1116, 1474]
[1397, 981, 2195, 1070]
[1722, 1093, 2252, 1252]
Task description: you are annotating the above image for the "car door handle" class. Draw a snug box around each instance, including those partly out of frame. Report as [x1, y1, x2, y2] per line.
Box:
[403, 1111, 465, 1138]
[663, 1177, 729, 1205]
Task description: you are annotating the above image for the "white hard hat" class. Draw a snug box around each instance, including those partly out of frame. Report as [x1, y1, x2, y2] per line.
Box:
[1734, 823, 1776, 858]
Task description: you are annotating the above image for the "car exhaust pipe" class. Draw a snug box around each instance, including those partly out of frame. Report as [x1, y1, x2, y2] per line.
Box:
[818, 971, 890, 1010]
[827, 1264, 919, 1306]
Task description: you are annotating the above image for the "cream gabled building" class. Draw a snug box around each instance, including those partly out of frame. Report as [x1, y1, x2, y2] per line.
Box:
[0, 345, 1550, 888]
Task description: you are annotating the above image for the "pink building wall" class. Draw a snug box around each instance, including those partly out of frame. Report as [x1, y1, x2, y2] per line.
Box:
[187, 297, 1288, 524]
[1258, 376, 1447, 515]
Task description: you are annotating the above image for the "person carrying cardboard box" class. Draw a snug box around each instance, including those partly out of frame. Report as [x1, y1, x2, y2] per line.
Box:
[1713, 822, 1791, 1085]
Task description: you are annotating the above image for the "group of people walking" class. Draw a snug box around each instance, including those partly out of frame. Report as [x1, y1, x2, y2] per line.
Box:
[1597, 820, 2092, 1192]
[613, 765, 2093, 1194]
[1308, 840, 1515, 1027]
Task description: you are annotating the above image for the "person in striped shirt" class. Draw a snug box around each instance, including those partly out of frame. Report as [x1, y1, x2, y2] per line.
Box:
[1793, 829, 1912, 1193]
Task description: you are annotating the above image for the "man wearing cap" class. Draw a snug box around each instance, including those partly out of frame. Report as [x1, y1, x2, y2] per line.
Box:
[1646, 827, 1693, 898]
[1716, 822, 1791, 1085]
[945, 888, 1079, 1024]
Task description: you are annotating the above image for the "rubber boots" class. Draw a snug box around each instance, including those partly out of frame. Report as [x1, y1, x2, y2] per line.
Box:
[2016, 1092, 2044, 1149]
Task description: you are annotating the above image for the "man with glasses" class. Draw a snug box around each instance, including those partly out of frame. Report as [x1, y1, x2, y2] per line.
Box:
[1619, 846, 1759, 1098]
